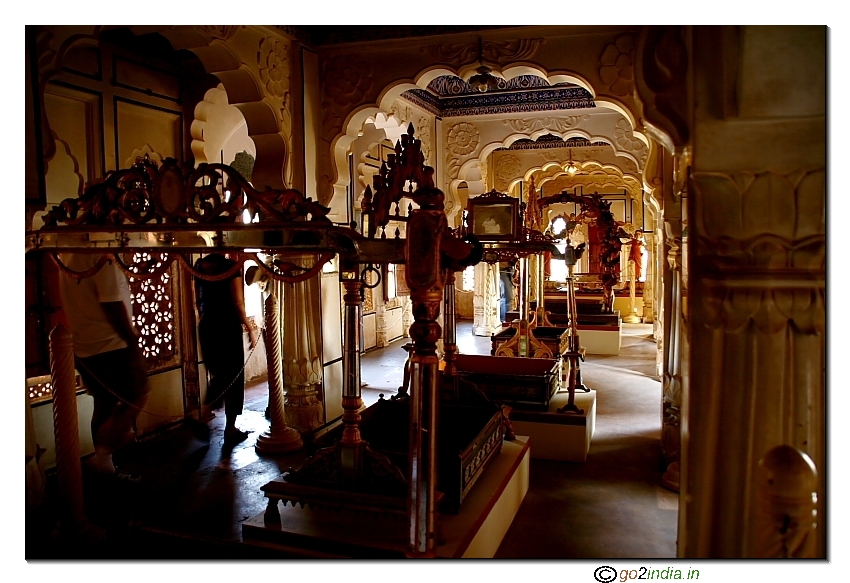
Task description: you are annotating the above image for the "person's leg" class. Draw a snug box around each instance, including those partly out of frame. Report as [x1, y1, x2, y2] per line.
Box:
[83, 346, 149, 473]
[77, 354, 121, 473]
[222, 329, 246, 438]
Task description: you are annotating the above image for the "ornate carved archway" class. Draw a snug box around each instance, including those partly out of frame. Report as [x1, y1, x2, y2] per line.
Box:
[31, 25, 293, 196]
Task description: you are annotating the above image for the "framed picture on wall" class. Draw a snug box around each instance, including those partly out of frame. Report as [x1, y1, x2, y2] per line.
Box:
[467, 192, 520, 242]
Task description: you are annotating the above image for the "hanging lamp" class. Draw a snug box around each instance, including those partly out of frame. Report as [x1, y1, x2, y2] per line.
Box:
[466, 37, 500, 93]
[566, 148, 578, 175]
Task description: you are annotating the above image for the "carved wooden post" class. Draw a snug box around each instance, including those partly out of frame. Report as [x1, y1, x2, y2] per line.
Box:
[255, 290, 303, 455]
[442, 270, 458, 376]
[49, 324, 88, 535]
[755, 445, 818, 558]
[405, 209, 445, 558]
[339, 272, 364, 449]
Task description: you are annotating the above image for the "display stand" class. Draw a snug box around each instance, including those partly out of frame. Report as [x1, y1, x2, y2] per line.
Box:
[241, 436, 531, 558]
[509, 392, 596, 462]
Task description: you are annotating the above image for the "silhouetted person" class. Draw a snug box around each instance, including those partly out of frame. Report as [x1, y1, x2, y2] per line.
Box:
[59, 254, 150, 479]
[194, 253, 257, 443]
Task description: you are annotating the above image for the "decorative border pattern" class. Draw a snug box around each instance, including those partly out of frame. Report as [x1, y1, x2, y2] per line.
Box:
[427, 74, 555, 96]
[402, 85, 596, 118]
[499, 137, 609, 151]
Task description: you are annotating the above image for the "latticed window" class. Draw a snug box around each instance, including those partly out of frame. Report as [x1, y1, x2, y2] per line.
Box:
[127, 253, 179, 371]
[27, 374, 84, 404]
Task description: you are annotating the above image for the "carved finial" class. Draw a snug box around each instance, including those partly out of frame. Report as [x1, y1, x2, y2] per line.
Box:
[756, 445, 818, 558]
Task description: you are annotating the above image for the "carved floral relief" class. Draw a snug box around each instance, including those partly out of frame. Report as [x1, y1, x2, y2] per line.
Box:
[447, 122, 480, 156]
[691, 169, 825, 334]
[258, 38, 290, 99]
[600, 35, 635, 97]
[504, 116, 589, 135]
[415, 116, 432, 165]
[495, 154, 521, 190]
[692, 169, 825, 271]
[324, 54, 372, 107]
[615, 118, 648, 167]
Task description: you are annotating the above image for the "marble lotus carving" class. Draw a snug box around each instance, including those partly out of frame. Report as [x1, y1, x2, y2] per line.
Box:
[504, 116, 589, 134]
[415, 116, 432, 165]
[692, 169, 825, 273]
[692, 169, 825, 334]
[495, 154, 521, 190]
[258, 38, 291, 99]
[324, 54, 372, 107]
[600, 35, 636, 97]
[447, 122, 480, 156]
[614, 118, 648, 167]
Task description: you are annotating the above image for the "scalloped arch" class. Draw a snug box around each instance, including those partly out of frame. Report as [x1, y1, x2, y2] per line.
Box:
[454, 125, 646, 189]
[35, 26, 289, 190]
[329, 63, 638, 204]
[522, 161, 643, 200]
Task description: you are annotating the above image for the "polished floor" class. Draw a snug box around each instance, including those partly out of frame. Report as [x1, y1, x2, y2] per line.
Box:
[26, 321, 677, 560]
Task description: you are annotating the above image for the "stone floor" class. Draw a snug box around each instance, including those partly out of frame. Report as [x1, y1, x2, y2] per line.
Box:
[25, 321, 677, 560]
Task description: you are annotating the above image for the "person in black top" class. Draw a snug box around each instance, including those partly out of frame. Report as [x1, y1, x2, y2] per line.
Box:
[194, 253, 258, 443]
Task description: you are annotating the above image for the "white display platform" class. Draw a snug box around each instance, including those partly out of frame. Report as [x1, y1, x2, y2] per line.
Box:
[578, 326, 621, 355]
[241, 436, 531, 558]
[508, 391, 596, 462]
[438, 436, 530, 558]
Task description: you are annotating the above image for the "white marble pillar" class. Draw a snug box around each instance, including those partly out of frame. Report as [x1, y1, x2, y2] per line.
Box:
[401, 295, 413, 337]
[472, 261, 500, 336]
[642, 231, 655, 323]
[281, 255, 324, 435]
[683, 168, 825, 557]
[376, 302, 388, 347]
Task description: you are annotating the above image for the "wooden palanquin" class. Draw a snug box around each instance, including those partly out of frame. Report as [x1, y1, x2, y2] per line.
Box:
[453, 354, 560, 411]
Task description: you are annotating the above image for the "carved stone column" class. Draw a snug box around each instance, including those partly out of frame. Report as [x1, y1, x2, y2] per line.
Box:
[654, 221, 665, 376]
[281, 255, 324, 436]
[472, 260, 500, 335]
[178, 262, 202, 420]
[684, 169, 825, 557]
[401, 295, 413, 337]
[376, 303, 388, 347]
[642, 231, 655, 323]
[661, 221, 683, 490]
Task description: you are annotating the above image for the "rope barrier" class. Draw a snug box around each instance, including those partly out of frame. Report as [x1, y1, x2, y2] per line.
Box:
[75, 330, 263, 420]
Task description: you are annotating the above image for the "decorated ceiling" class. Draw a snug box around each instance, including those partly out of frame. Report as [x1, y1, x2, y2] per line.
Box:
[402, 74, 596, 117]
